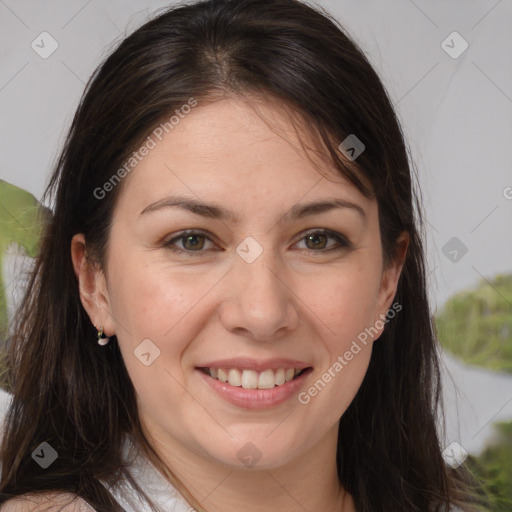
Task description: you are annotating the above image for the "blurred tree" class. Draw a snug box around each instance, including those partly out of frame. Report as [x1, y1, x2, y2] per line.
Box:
[467, 421, 512, 512]
[436, 276, 512, 510]
[436, 274, 512, 373]
[0, 179, 46, 341]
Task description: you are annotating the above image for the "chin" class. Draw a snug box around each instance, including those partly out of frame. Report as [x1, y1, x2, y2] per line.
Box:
[199, 437, 302, 471]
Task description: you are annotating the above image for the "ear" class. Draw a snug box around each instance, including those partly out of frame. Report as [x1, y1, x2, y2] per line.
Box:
[373, 231, 409, 337]
[71, 234, 116, 337]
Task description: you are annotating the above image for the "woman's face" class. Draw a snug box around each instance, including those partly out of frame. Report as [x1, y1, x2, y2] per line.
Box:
[78, 97, 405, 470]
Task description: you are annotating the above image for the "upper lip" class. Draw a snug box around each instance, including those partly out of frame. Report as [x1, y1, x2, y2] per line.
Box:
[196, 357, 312, 372]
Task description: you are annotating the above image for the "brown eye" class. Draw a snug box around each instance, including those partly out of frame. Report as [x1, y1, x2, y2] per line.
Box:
[305, 232, 328, 250]
[164, 230, 216, 255]
[296, 229, 351, 252]
[181, 234, 206, 251]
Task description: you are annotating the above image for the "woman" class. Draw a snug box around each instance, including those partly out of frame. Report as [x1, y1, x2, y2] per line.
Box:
[0, 0, 476, 510]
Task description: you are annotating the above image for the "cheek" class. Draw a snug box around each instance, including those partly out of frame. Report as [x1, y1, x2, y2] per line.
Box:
[105, 254, 205, 421]
[310, 258, 382, 346]
[107, 251, 211, 343]
[299, 279, 375, 423]
[104, 248, 227, 406]
[299, 257, 380, 406]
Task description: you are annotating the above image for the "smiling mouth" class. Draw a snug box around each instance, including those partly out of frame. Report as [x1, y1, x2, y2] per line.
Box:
[197, 367, 312, 390]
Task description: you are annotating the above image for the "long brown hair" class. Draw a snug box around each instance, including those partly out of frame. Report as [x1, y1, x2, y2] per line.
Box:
[0, 0, 477, 510]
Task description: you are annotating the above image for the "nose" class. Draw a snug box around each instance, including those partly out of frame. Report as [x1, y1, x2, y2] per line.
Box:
[219, 250, 300, 342]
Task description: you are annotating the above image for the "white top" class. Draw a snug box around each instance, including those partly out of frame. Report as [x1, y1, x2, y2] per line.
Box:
[107, 434, 192, 512]
[0, 388, 192, 511]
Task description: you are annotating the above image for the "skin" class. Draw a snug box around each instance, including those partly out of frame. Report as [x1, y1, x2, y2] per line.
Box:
[72, 97, 408, 512]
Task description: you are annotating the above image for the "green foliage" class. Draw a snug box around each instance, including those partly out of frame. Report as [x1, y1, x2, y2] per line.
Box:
[466, 421, 512, 512]
[436, 274, 512, 373]
[0, 179, 46, 340]
[436, 275, 512, 511]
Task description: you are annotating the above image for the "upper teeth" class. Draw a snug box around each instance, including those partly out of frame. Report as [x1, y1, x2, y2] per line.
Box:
[209, 368, 302, 389]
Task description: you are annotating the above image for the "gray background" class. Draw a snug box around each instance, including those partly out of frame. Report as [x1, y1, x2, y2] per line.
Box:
[1, 0, 511, 457]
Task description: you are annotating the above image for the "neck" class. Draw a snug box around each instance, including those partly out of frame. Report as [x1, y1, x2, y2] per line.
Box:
[142, 421, 355, 512]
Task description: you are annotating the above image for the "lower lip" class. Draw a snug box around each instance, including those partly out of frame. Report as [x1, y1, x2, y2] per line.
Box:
[196, 368, 313, 409]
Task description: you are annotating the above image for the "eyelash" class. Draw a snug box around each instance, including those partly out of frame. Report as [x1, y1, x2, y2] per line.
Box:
[163, 229, 351, 256]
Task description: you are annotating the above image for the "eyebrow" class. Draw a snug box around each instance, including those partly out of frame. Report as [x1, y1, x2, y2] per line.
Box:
[140, 195, 367, 223]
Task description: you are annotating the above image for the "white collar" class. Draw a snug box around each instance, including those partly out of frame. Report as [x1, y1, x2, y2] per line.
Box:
[103, 434, 192, 512]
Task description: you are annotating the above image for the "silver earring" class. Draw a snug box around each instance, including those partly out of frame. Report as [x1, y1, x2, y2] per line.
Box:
[97, 326, 110, 346]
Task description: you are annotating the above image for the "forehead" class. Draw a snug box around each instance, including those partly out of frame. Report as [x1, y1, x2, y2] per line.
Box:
[115, 97, 375, 218]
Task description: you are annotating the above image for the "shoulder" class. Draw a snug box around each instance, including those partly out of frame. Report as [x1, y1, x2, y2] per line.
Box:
[1, 493, 96, 512]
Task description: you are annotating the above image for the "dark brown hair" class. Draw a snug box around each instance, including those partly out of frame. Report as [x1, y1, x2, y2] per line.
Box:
[0, 0, 477, 510]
